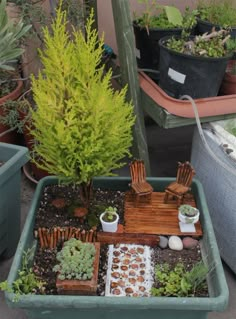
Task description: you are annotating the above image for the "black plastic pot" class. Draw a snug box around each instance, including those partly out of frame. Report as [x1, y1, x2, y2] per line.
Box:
[196, 19, 236, 39]
[133, 21, 182, 73]
[159, 35, 232, 99]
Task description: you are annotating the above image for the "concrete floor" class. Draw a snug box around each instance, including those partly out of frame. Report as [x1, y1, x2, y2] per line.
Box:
[0, 123, 236, 318]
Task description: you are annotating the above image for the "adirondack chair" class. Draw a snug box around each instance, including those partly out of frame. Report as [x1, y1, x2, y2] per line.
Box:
[164, 161, 195, 206]
[129, 160, 153, 206]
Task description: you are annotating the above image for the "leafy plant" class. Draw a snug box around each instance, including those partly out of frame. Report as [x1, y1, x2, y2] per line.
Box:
[134, 1, 197, 34]
[197, 0, 236, 28]
[0, 247, 45, 301]
[0, 0, 31, 70]
[102, 206, 118, 222]
[30, 7, 135, 207]
[151, 261, 208, 297]
[166, 29, 231, 57]
[53, 238, 96, 280]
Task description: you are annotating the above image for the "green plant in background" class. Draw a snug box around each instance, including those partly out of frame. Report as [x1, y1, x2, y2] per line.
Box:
[0, 0, 31, 70]
[0, 247, 45, 301]
[134, 0, 197, 34]
[151, 261, 208, 297]
[166, 29, 231, 58]
[30, 6, 135, 207]
[53, 238, 96, 280]
[197, 0, 236, 28]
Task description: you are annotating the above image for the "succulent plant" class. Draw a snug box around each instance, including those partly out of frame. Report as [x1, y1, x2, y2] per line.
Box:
[179, 205, 198, 217]
[0, 0, 31, 70]
[53, 238, 96, 281]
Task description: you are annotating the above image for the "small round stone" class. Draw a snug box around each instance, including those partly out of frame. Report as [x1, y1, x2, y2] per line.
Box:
[159, 236, 168, 249]
[168, 236, 183, 251]
[183, 237, 199, 249]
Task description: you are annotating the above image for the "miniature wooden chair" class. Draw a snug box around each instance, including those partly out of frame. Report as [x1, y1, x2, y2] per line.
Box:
[129, 160, 153, 206]
[164, 161, 195, 206]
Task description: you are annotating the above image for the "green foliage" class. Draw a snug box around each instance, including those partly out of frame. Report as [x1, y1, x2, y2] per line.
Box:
[30, 7, 135, 191]
[135, 1, 197, 32]
[179, 205, 198, 217]
[53, 238, 96, 280]
[102, 206, 118, 222]
[166, 30, 230, 57]
[61, 0, 87, 30]
[0, 247, 45, 301]
[0, 98, 30, 134]
[151, 261, 208, 297]
[197, 0, 236, 27]
[0, 0, 31, 70]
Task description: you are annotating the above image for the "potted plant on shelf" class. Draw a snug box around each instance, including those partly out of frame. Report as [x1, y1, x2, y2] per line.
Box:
[100, 206, 119, 232]
[159, 29, 233, 99]
[0, 142, 29, 259]
[197, 0, 236, 38]
[0, 0, 31, 143]
[53, 238, 100, 295]
[220, 39, 236, 95]
[178, 204, 200, 224]
[133, 1, 197, 74]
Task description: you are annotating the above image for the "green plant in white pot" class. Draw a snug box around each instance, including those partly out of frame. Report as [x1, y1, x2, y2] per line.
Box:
[178, 204, 200, 224]
[100, 206, 119, 232]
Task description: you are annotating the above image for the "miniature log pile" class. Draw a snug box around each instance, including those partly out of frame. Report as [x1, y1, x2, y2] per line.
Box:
[35, 227, 97, 249]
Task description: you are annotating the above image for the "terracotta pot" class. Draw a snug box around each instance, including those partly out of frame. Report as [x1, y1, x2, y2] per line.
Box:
[220, 72, 236, 95]
[0, 79, 23, 105]
[0, 80, 24, 144]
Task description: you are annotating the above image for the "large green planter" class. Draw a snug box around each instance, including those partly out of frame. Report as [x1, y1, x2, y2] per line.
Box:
[6, 176, 228, 319]
[0, 143, 29, 258]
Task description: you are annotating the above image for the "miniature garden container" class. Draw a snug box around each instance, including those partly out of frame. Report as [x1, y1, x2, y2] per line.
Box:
[0, 142, 29, 258]
[5, 176, 228, 319]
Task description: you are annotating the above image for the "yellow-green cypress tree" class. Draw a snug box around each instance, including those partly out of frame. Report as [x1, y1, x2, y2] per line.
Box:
[30, 7, 135, 205]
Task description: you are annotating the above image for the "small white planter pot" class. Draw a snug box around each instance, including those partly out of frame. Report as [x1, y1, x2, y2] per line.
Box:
[100, 212, 119, 232]
[178, 208, 200, 224]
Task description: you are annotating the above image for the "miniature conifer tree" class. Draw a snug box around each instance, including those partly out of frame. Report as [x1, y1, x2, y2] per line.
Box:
[30, 6, 135, 206]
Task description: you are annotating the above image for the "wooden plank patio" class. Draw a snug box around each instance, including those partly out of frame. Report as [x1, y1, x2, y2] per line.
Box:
[124, 191, 203, 237]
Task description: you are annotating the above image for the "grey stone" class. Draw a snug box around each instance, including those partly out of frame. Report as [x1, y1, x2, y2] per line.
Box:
[159, 236, 168, 249]
[168, 236, 183, 251]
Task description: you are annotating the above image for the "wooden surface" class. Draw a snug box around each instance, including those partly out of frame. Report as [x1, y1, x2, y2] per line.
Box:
[97, 232, 159, 246]
[124, 191, 203, 236]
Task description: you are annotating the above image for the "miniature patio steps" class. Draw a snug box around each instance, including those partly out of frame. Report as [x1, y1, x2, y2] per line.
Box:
[124, 191, 203, 237]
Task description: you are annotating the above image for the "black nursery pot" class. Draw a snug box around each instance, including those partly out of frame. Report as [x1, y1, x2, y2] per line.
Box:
[196, 19, 236, 39]
[133, 21, 182, 73]
[159, 36, 232, 99]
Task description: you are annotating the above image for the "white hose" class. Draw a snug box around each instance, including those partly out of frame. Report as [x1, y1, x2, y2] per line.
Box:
[180, 94, 236, 177]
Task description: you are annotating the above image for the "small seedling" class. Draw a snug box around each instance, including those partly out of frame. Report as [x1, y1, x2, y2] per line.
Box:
[102, 206, 118, 222]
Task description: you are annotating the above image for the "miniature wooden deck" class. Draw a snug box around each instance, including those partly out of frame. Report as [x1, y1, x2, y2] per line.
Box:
[124, 191, 203, 237]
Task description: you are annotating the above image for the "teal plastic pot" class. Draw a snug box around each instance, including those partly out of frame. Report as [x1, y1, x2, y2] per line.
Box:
[0, 143, 29, 258]
[6, 176, 228, 319]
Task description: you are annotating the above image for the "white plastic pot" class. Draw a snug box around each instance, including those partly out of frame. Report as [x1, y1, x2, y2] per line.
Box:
[100, 212, 119, 232]
[178, 208, 199, 224]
